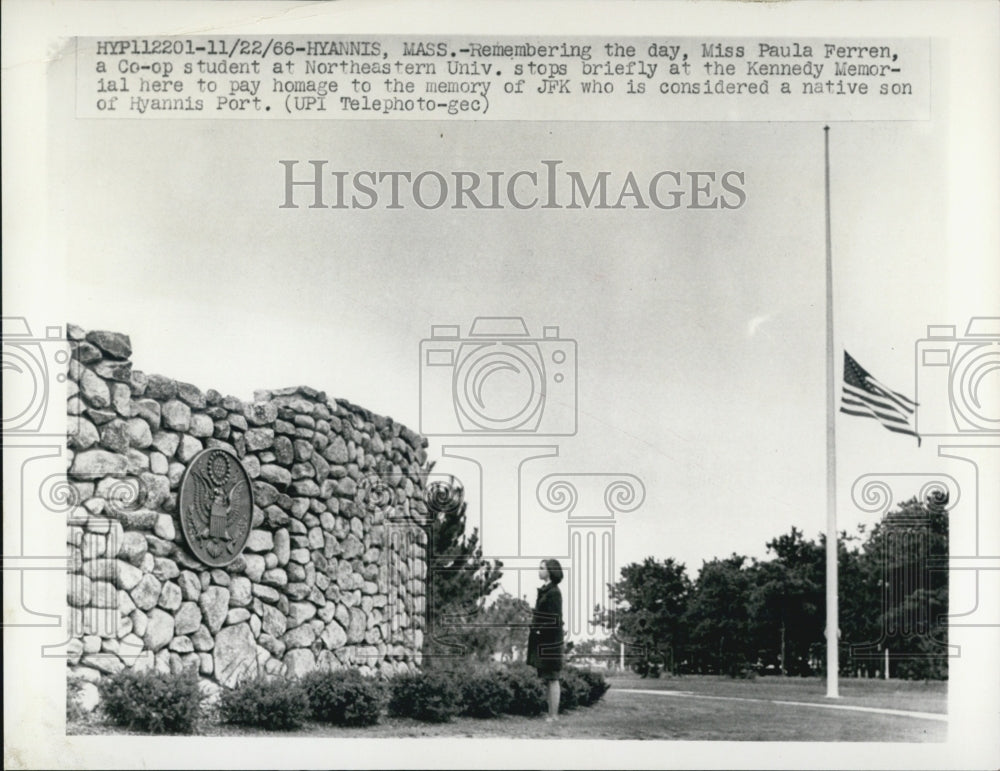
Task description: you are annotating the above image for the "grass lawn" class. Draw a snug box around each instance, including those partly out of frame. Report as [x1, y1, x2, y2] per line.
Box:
[609, 672, 947, 715]
[68, 674, 946, 741]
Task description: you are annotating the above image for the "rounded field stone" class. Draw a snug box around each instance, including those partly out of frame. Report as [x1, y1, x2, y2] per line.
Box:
[85, 330, 132, 360]
[283, 648, 316, 678]
[79, 369, 111, 409]
[199, 586, 230, 633]
[161, 400, 192, 432]
[158, 581, 182, 611]
[70, 450, 128, 477]
[245, 530, 274, 553]
[177, 382, 206, 409]
[143, 608, 174, 652]
[174, 601, 202, 635]
[213, 623, 258, 688]
[153, 515, 176, 542]
[189, 413, 214, 438]
[287, 602, 316, 629]
[176, 435, 203, 463]
[130, 574, 161, 611]
[229, 577, 252, 607]
[126, 418, 153, 448]
[68, 416, 100, 450]
[226, 608, 251, 625]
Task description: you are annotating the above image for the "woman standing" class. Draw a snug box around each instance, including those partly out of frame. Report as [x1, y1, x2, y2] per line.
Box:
[527, 558, 565, 721]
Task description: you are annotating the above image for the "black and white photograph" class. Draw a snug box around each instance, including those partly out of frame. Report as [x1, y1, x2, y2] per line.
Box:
[3, 2, 998, 768]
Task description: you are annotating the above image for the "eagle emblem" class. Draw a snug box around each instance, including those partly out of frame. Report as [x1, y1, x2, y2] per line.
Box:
[179, 448, 254, 566]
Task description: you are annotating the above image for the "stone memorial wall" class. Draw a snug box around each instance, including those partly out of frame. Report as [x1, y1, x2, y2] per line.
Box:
[64, 325, 429, 706]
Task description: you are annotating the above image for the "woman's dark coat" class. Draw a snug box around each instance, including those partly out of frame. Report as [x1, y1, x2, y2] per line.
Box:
[526, 582, 564, 676]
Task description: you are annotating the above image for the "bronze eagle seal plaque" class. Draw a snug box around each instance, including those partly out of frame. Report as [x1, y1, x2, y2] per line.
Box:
[179, 448, 254, 567]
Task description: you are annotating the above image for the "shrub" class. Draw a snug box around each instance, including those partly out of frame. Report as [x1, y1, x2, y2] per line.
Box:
[558, 668, 590, 712]
[499, 664, 547, 716]
[574, 668, 611, 706]
[386, 672, 421, 718]
[218, 675, 310, 730]
[388, 670, 461, 723]
[632, 657, 663, 678]
[460, 668, 513, 718]
[573, 675, 593, 706]
[98, 669, 204, 734]
[66, 677, 86, 723]
[301, 668, 385, 727]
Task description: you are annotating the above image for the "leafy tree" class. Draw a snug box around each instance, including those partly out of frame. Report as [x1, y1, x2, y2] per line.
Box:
[685, 554, 755, 676]
[580, 490, 948, 681]
[476, 593, 533, 663]
[747, 528, 824, 675]
[421, 469, 504, 666]
[601, 557, 692, 677]
[848, 491, 949, 679]
[830, 528, 875, 676]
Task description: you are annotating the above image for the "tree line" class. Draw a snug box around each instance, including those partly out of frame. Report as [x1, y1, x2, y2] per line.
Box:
[590, 490, 948, 680]
[414, 473, 947, 680]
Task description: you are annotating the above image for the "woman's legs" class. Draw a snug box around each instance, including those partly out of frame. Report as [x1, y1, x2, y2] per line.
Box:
[547, 677, 560, 719]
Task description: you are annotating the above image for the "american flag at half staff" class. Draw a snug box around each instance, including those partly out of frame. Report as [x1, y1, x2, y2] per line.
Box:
[840, 351, 921, 446]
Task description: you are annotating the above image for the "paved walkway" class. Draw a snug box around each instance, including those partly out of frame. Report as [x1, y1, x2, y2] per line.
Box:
[614, 688, 948, 722]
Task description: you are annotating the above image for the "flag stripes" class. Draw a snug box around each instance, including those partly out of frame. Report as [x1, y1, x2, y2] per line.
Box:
[840, 351, 921, 445]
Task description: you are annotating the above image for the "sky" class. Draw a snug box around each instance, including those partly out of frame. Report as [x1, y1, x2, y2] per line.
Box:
[50, 106, 965, 590]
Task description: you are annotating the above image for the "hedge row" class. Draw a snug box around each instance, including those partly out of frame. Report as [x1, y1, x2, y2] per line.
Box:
[92, 664, 611, 733]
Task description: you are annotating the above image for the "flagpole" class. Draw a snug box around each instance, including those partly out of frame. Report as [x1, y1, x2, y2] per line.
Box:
[824, 125, 840, 698]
